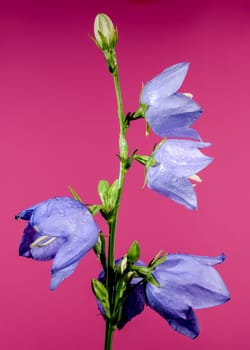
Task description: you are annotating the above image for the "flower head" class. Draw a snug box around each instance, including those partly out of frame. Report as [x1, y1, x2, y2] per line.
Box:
[94, 13, 117, 50]
[147, 139, 213, 209]
[16, 197, 99, 290]
[146, 253, 230, 339]
[140, 62, 202, 139]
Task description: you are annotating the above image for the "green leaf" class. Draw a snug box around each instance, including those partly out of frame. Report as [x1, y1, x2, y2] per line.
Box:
[68, 186, 82, 202]
[98, 180, 110, 206]
[91, 279, 110, 319]
[127, 240, 140, 264]
[107, 179, 118, 209]
[93, 233, 105, 257]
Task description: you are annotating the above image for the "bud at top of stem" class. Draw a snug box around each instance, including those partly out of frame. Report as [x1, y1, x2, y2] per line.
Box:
[94, 13, 118, 51]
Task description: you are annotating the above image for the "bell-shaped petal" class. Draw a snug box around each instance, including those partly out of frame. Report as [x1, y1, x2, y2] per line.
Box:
[146, 253, 230, 339]
[147, 139, 213, 209]
[17, 197, 100, 290]
[117, 279, 146, 329]
[140, 62, 202, 139]
[141, 62, 189, 104]
[144, 93, 202, 139]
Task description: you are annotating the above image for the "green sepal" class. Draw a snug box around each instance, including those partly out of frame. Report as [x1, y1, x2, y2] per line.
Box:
[127, 240, 140, 264]
[130, 265, 160, 287]
[125, 149, 138, 170]
[133, 104, 147, 119]
[68, 185, 82, 202]
[148, 251, 167, 269]
[131, 265, 149, 276]
[98, 180, 110, 206]
[146, 273, 161, 287]
[91, 279, 111, 319]
[87, 204, 102, 216]
[134, 155, 150, 166]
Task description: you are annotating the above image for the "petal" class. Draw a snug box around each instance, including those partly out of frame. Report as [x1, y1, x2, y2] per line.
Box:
[145, 93, 202, 138]
[51, 221, 98, 274]
[19, 224, 38, 258]
[19, 224, 65, 261]
[148, 253, 230, 310]
[146, 282, 200, 339]
[166, 307, 200, 339]
[147, 165, 197, 210]
[29, 197, 91, 238]
[153, 139, 213, 178]
[117, 283, 146, 329]
[50, 261, 78, 290]
[146, 253, 230, 338]
[16, 207, 36, 221]
[141, 62, 189, 105]
[187, 253, 226, 266]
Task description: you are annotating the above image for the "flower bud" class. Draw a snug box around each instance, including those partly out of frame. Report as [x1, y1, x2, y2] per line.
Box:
[94, 13, 117, 50]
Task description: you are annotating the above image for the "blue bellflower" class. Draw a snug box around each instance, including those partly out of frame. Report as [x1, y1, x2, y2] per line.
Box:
[17, 197, 100, 290]
[140, 62, 202, 139]
[146, 253, 230, 339]
[147, 139, 213, 209]
[99, 254, 229, 338]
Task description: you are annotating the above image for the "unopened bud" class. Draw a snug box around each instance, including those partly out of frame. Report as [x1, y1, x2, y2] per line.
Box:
[94, 13, 117, 50]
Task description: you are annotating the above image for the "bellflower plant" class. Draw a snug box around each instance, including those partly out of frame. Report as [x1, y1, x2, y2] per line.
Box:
[16, 13, 230, 350]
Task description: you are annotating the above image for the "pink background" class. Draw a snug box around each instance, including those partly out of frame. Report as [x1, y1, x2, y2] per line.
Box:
[1, 0, 249, 349]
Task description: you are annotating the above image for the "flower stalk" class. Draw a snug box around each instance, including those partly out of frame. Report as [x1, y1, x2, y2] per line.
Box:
[104, 50, 128, 350]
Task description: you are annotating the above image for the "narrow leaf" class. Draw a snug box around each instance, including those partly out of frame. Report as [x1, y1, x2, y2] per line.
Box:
[91, 279, 110, 319]
[98, 180, 110, 205]
[68, 186, 82, 202]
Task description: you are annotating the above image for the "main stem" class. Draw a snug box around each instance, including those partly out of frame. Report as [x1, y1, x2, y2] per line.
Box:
[104, 53, 128, 350]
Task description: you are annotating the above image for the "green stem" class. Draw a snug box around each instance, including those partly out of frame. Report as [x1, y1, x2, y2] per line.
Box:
[107, 63, 128, 270]
[104, 321, 115, 350]
[105, 51, 128, 350]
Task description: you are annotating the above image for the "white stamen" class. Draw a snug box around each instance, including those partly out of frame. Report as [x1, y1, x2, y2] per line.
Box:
[183, 92, 193, 99]
[189, 174, 202, 182]
[30, 235, 56, 248]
